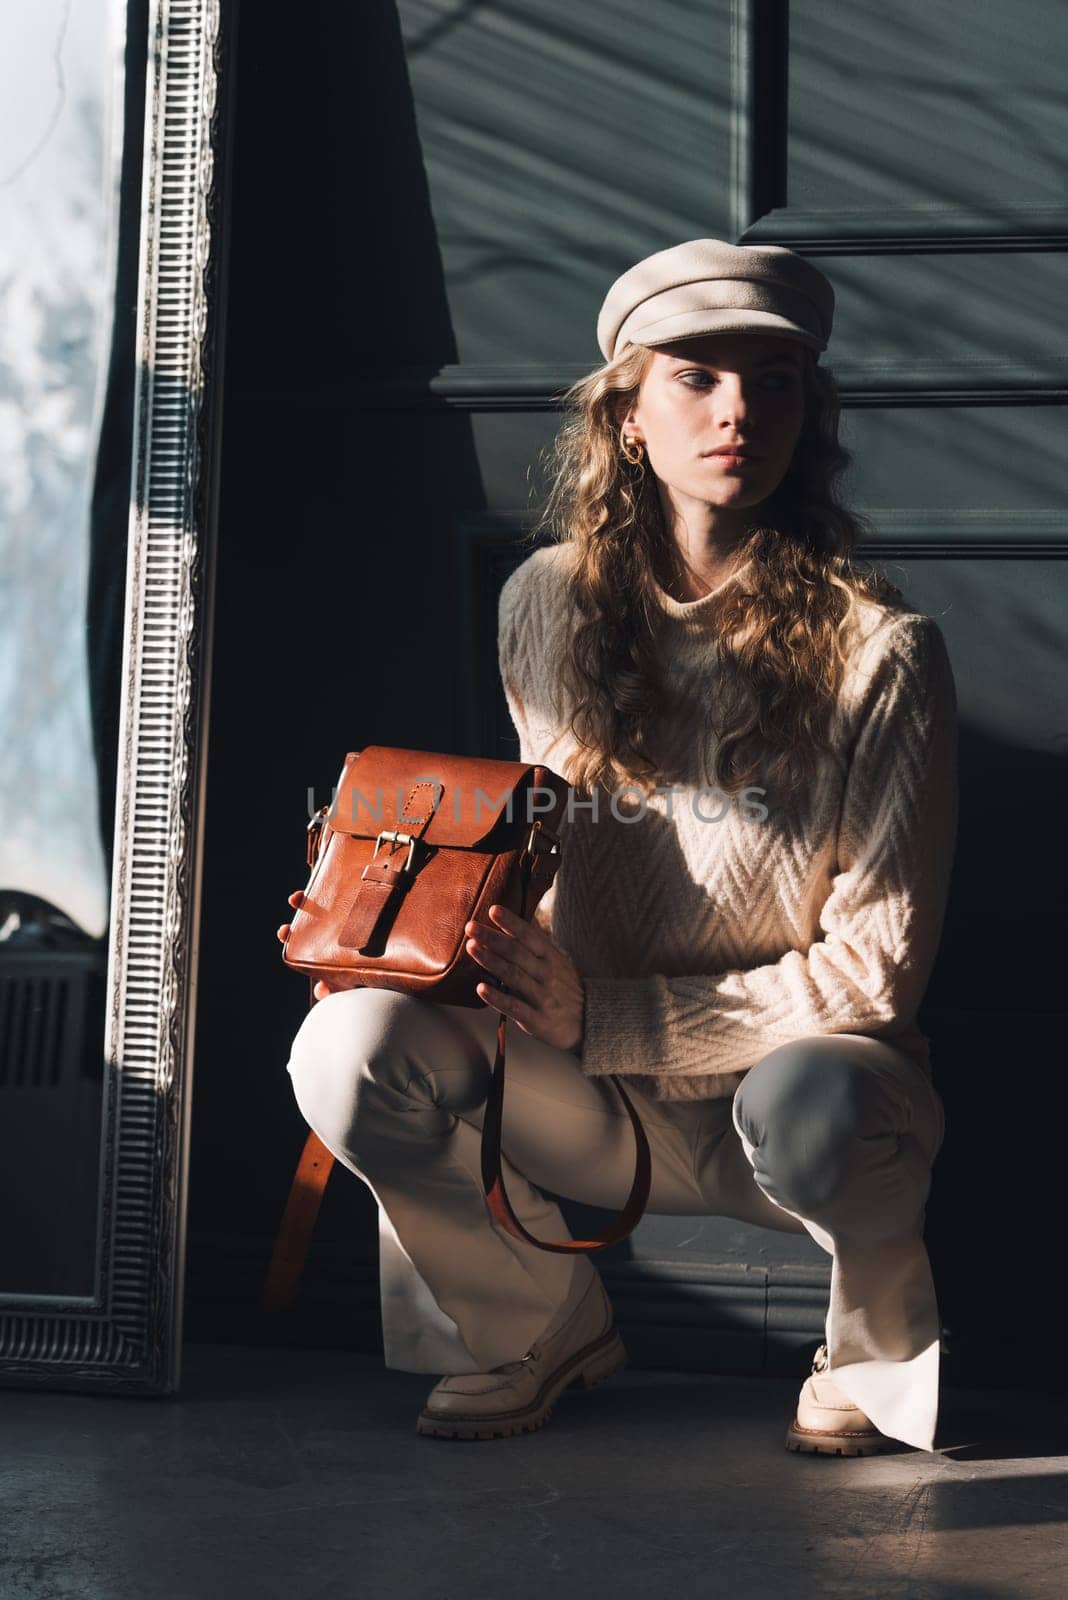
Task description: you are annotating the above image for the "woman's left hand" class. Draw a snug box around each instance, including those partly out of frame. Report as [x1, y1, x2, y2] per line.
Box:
[465, 903, 585, 1055]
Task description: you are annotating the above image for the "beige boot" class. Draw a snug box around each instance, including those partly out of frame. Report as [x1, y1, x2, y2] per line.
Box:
[785, 1343, 894, 1456]
[416, 1269, 626, 1440]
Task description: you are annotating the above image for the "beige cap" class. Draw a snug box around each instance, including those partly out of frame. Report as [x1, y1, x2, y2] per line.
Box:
[596, 238, 835, 362]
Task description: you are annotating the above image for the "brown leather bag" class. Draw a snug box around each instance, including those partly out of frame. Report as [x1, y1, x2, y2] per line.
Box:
[263, 745, 651, 1313]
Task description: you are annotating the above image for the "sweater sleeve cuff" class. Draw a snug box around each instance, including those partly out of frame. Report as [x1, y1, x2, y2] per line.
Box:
[579, 975, 664, 1076]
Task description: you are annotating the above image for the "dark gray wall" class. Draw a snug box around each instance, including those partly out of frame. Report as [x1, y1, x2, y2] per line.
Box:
[187, 0, 1068, 1390]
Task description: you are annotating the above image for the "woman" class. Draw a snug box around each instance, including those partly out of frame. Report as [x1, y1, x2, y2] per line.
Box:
[280, 239, 957, 1457]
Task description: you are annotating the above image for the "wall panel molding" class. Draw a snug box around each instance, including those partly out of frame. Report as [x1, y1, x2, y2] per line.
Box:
[742, 206, 1068, 255]
[455, 509, 1068, 574]
[848, 510, 1068, 556]
[729, 1, 1068, 254]
[728, 0, 788, 241]
[238, 358, 1068, 411]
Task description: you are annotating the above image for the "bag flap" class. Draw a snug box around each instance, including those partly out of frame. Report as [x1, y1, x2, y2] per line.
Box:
[326, 745, 564, 849]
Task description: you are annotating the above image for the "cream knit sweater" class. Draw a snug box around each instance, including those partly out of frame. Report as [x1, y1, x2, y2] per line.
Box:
[497, 542, 958, 1103]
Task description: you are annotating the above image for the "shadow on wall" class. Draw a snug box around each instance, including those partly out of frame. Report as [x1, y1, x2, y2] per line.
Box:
[186, 0, 491, 1327]
[923, 731, 1067, 1390]
[899, 557, 1066, 1388]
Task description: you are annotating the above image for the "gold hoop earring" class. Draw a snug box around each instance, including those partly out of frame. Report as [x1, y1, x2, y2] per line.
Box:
[620, 429, 645, 466]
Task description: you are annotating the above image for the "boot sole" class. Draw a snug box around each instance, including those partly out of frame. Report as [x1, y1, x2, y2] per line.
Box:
[785, 1418, 895, 1457]
[415, 1325, 627, 1440]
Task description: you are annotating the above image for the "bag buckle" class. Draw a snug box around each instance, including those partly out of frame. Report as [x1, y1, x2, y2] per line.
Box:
[306, 805, 329, 869]
[373, 829, 419, 874]
[518, 819, 559, 870]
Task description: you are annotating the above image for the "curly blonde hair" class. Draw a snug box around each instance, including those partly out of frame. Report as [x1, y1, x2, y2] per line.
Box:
[515, 341, 907, 801]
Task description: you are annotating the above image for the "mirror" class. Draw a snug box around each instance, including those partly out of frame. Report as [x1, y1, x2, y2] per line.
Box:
[0, 0, 234, 1391]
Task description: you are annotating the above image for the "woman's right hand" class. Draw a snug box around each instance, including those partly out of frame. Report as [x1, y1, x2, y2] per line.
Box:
[277, 889, 334, 1001]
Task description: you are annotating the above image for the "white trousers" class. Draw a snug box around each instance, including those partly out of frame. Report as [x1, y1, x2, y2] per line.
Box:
[286, 988, 946, 1451]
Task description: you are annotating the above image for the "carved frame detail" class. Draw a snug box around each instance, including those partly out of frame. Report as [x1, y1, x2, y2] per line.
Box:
[0, 0, 234, 1393]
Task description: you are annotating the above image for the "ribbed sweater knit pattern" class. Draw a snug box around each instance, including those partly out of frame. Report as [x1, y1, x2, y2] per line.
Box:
[497, 542, 959, 1104]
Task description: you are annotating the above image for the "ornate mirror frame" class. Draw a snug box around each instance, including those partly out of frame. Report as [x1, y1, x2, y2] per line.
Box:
[0, 0, 236, 1393]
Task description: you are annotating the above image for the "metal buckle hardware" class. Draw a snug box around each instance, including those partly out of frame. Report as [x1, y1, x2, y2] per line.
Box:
[373, 829, 419, 874]
[306, 805, 329, 868]
[518, 819, 560, 870]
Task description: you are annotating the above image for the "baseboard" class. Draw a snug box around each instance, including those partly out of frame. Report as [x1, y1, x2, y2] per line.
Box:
[184, 1230, 1059, 1393]
[184, 1232, 829, 1377]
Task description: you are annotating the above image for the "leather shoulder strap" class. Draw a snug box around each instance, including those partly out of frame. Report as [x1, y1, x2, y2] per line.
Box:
[478, 842, 652, 1251]
[262, 1127, 335, 1313]
[479, 1011, 652, 1251]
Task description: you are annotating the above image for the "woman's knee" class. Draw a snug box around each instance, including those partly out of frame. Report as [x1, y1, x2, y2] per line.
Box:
[285, 987, 488, 1137]
[733, 1040, 884, 1214]
[285, 988, 418, 1126]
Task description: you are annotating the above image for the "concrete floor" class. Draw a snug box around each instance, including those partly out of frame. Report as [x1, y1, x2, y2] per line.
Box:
[3, 1344, 1067, 1600]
